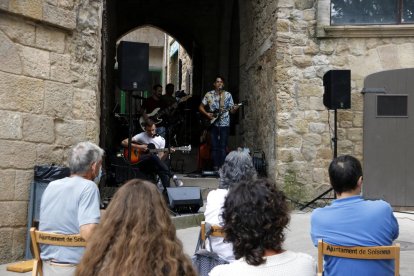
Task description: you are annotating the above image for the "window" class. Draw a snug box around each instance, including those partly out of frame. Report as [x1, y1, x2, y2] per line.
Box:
[331, 0, 414, 25]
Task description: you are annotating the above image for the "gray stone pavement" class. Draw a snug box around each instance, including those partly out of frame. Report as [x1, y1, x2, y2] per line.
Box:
[1, 211, 413, 275]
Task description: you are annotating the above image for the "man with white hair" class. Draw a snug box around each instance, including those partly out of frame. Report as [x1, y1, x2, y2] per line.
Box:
[39, 141, 104, 276]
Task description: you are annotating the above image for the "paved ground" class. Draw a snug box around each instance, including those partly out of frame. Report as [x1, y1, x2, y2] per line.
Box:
[2, 211, 412, 275]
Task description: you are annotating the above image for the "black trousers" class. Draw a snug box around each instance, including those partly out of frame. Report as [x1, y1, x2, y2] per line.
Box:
[138, 154, 171, 189]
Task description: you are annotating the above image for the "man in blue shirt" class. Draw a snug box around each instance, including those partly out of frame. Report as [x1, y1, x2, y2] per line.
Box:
[39, 141, 104, 276]
[310, 155, 399, 276]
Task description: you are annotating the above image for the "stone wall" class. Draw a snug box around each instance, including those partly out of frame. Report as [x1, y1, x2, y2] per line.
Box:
[0, 0, 102, 264]
[240, 0, 414, 202]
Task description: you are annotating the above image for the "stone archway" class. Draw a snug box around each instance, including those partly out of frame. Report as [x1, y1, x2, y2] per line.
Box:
[100, 0, 241, 176]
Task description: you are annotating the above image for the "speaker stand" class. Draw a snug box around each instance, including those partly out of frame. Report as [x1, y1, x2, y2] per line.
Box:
[300, 109, 337, 210]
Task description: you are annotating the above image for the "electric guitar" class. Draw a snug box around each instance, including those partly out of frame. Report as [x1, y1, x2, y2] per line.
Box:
[121, 144, 191, 164]
[203, 101, 247, 127]
[139, 95, 192, 131]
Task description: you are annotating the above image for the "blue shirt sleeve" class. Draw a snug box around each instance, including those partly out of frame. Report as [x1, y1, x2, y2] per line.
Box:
[78, 182, 100, 227]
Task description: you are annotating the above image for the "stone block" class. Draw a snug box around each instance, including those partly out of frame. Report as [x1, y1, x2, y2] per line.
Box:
[308, 96, 325, 110]
[277, 19, 291, 33]
[0, 110, 22, 139]
[277, 112, 291, 128]
[21, 46, 50, 79]
[378, 44, 400, 69]
[398, 43, 414, 68]
[304, 40, 319, 55]
[0, 1, 8, 10]
[73, 88, 98, 120]
[277, 131, 302, 148]
[44, 81, 73, 118]
[317, 148, 333, 160]
[0, 140, 37, 169]
[299, 83, 322, 97]
[50, 53, 71, 82]
[15, 169, 33, 201]
[0, 14, 36, 46]
[12, 227, 27, 261]
[292, 119, 309, 134]
[0, 72, 44, 113]
[279, 148, 303, 162]
[36, 144, 66, 165]
[0, 30, 22, 74]
[43, 3, 76, 30]
[303, 133, 322, 145]
[353, 112, 363, 127]
[0, 201, 27, 227]
[347, 128, 362, 141]
[309, 122, 326, 133]
[293, 56, 312, 67]
[303, 9, 315, 21]
[36, 25, 66, 53]
[0, 228, 13, 262]
[331, 55, 347, 67]
[320, 41, 335, 55]
[0, 169, 15, 200]
[278, 0, 294, 8]
[55, 120, 87, 146]
[22, 114, 54, 143]
[85, 120, 99, 142]
[9, 0, 42, 20]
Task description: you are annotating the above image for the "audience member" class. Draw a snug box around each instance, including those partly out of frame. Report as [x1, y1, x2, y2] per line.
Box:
[76, 179, 196, 276]
[204, 149, 257, 262]
[39, 141, 104, 276]
[310, 155, 399, 276]
[210, 178, 316, 275]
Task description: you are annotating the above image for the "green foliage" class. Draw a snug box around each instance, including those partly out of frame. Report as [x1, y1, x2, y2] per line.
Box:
[283, 169, 308, 206]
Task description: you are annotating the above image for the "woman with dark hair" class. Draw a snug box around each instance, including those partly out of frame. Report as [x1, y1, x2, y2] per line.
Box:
[210, 179, 316, 276]
[76, 179, 196, 276]
[204, 149, 257, 262]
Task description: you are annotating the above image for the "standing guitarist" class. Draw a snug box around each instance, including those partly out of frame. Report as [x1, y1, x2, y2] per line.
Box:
[121, 120, 181, 191]
[142, 84, 168, 137]
[199, 76, 239, 170]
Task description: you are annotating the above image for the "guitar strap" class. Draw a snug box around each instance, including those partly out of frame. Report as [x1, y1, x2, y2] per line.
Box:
[217, 91, 224, 124]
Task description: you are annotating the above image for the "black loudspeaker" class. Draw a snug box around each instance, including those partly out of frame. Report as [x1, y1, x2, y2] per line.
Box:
[117, 41, 149, 91]
[166, 187, 203, 213]
[323, 70, 351, 109]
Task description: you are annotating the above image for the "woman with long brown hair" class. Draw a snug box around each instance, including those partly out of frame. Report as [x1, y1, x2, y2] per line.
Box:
[76, 179, 196, 276]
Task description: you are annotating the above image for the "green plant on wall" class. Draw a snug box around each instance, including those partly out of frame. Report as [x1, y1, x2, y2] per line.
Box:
[283, 169, 308, 206]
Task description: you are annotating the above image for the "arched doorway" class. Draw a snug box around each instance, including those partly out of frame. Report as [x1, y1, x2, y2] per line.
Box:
[100, 0, 241, 184]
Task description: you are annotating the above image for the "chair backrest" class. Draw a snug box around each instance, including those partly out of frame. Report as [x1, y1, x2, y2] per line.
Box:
[317, 239, 400, 276]
[30, 227, 86, 276]
[201, 221, 225, 243]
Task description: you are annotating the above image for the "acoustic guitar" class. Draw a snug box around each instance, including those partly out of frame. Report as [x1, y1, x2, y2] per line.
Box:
[121, 144, 191, 164]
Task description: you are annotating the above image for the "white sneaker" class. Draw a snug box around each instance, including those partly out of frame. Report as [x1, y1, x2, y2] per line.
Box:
[172, 175, 184, 187]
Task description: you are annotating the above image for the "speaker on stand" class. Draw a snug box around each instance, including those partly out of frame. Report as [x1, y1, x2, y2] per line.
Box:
[116, 41, 150, 179]
[301, 69, 351, 210]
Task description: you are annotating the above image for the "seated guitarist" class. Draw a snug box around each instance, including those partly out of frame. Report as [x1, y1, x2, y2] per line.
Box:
[199, 75, 239, 170]
[142, 84, 169, 137]
[121, 120, 180, 191]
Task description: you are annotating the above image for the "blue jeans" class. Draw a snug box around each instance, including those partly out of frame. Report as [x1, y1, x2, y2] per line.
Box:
[210, 126, 229, 169]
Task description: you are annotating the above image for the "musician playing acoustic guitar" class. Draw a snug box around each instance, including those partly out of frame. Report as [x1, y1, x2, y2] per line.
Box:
[199, 76, 239, 170]
[121, 120, 182, 191]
